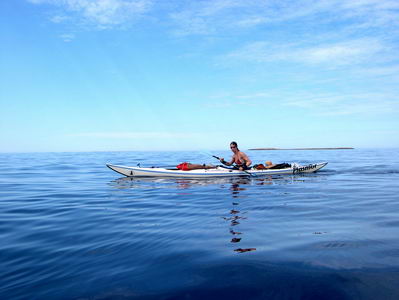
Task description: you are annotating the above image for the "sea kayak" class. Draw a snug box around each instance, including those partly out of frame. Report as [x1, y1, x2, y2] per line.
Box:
[106, 162, 328, 178]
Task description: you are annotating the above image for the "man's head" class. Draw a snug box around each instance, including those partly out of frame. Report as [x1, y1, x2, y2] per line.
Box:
[230, 141, 238, 153]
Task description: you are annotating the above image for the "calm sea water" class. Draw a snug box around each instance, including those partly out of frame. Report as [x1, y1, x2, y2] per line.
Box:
[1, 149, 399, 300]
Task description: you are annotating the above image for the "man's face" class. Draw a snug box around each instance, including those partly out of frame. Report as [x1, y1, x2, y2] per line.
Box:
[230, 144, 238, 153]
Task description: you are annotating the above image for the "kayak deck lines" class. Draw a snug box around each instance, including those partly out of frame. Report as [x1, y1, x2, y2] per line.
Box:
[106, 162, 328, 178]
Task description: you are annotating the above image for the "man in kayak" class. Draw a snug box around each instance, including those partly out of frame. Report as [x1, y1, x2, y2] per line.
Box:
[219, 141, 252, 171]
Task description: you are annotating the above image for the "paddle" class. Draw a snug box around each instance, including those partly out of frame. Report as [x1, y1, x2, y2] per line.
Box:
[211, 155, 256, 177]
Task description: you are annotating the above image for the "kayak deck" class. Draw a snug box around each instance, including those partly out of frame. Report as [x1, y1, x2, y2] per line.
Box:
[106, 162, 328, 178]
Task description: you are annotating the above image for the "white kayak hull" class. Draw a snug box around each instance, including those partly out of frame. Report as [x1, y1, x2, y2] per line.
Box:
[106, 162, 328, 178]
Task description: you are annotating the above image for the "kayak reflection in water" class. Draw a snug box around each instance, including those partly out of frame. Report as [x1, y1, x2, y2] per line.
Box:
[218, 141, 252, 171]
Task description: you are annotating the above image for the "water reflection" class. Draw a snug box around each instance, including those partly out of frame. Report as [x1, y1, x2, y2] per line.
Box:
[109, 174, 305, 190]
[109, 176, 256, 190]
[223, 178, 257, 253]
[108, 175, 318, 254]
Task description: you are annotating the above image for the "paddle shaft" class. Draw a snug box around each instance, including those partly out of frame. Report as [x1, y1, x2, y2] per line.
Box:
[211, 155, 256, 177]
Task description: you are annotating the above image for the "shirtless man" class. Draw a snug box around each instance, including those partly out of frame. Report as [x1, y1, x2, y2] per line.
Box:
[219, 141, 252, 170]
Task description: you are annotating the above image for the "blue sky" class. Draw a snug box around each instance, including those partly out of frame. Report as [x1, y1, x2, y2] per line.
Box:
[1, 0, 398, 152]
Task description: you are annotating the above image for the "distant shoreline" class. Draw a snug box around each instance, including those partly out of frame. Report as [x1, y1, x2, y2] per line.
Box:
[249, 147, 354, 150]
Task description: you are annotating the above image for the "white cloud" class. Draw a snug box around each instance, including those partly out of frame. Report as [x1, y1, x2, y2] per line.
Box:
[235, 92, 271, 99]
[224, 38, 388, 67]
[195, 0, 244, 16]
[236, 17, 268, 28]
[203, 90, 399, 117]
[50, 15, 69, 23]
[68, 131, 198, 139]
[314, 101, 399, 116]
[205, 89, 399, 116]
[60, 33, 75, 42]
[282, 92, 399, 116]
[299, 40, 385, 65]
[340, 0, 399, 12]
[355, 65, 399, 77]
[28, 0, 399, 34]
[169, 0, 249, 36]
[168, 0, 399, 35]
[28, 0, 153, 28]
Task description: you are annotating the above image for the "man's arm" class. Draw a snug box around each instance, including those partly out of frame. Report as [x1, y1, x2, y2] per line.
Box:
[226, 156, 235, 166]
[219, 156, 234, 166]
